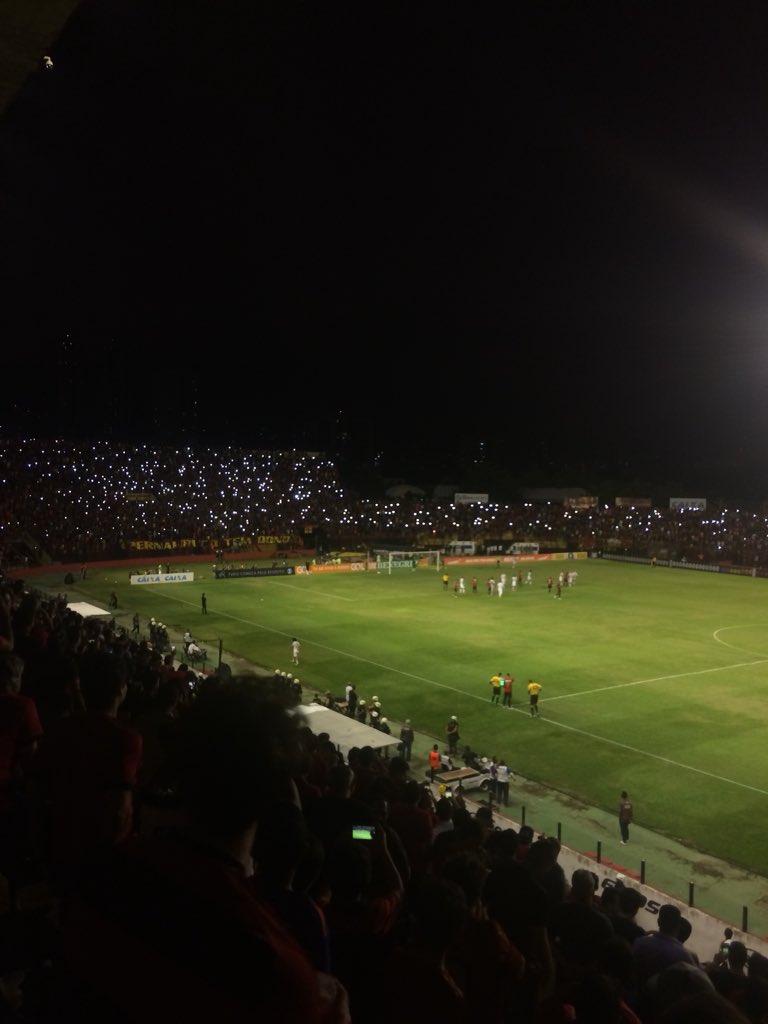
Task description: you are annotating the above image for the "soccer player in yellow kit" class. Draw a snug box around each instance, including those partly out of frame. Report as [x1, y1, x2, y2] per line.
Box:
[527, 679, 543, 717]
[489, 672, 502, 704]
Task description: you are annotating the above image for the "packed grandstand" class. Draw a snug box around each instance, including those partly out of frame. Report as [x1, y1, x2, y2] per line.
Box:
[2, 438, 768, 570]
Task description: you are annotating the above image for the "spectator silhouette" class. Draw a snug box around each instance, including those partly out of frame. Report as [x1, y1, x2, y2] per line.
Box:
[438, 848, 526, 1022]
[53, 676, 350, 1022]
[372, 874, 466, 1024]
[323, 808, 404, 1019]
[632, 903, 698, 1015]
[483, 827, 555, 1017]
[30, 649, 142, 896]
[607, 884, 648, 946]
[0, 650, 43, 909]
[252, 799, 332, 974]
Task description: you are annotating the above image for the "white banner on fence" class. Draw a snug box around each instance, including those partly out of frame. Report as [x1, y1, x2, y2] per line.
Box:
[669, 497, 707, 510]
[129, 572, 195, 585]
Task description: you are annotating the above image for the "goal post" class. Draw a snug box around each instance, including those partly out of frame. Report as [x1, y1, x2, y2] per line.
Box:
[373, 549, 441, 574]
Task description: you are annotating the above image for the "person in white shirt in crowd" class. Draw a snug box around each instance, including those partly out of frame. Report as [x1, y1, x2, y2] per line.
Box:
[187, 640, 204, 661]
[496, 758, 511, 806]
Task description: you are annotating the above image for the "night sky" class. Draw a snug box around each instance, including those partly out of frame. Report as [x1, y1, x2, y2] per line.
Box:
[4, 3, 768, 497]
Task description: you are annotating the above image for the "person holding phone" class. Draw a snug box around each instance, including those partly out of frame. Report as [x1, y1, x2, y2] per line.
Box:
[324, 810, 405, 1019]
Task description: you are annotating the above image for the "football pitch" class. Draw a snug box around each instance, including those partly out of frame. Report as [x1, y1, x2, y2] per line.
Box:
[59, 557, 768, 879]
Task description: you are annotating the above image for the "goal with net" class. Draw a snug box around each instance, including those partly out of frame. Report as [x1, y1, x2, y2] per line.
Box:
[373, 550, 442, 574]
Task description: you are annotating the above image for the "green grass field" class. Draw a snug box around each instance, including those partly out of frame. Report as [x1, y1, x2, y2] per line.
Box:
[51, 557, 768, 878]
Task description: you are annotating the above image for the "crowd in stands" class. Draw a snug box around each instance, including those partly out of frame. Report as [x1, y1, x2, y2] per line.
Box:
[0, 440, 343, 563]
[2, 577, 768, 1021]
[5, 440, 768, 568]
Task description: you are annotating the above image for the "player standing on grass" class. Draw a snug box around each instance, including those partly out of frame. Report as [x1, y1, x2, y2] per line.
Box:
[527, 679, 542, 717]
[502, 673, 514, 706]
[291, 637, 300, 665]
[489, 672, 502, 704]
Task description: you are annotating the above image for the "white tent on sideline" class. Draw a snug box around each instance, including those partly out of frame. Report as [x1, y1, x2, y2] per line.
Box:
[298, 703, 400, 759]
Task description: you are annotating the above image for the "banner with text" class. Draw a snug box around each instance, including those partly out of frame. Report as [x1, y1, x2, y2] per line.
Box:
[309, 562, 367, 573]
[214, 566, 295, 579]
[130, 572, 195, 585]
[127, 533, 299, 552]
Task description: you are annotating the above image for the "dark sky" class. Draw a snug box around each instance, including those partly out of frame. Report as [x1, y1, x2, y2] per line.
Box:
[4, 3, 768, 496]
